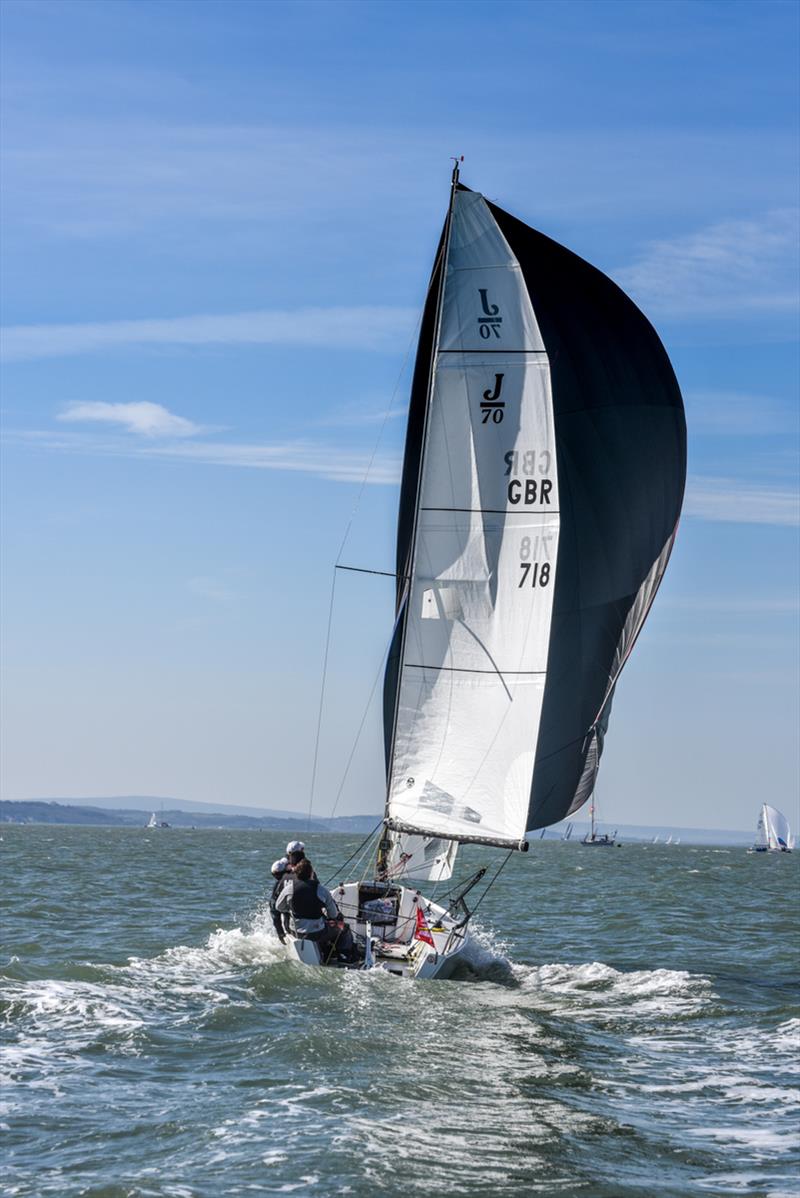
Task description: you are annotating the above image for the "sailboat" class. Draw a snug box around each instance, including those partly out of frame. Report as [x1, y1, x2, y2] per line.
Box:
[562, 823, 574, 841]
[146, 812, 158, 829]
[750, 804, 794, 853]
[285, 166, 685, 978]
[581, 795, 617, 846]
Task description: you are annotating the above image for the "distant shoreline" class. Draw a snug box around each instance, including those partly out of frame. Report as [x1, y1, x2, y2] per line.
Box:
[0, 799, 755, 845]
[0, 799, 378, 834]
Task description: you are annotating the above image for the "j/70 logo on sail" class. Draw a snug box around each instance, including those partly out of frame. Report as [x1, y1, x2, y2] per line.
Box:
[481, 373, 505, 423]
[478, 289, 502, 338]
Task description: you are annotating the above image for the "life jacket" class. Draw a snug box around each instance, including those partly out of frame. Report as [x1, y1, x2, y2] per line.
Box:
[290, 877, 325, 920]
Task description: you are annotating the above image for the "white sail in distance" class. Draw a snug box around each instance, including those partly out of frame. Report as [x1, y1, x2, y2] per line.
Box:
[756, 804, 794, 851]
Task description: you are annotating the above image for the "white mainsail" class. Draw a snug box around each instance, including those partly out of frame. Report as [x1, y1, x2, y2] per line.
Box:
[386, 189, 559, 848]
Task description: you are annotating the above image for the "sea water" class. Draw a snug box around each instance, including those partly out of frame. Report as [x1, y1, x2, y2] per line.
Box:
[1, 826, 798, 1197]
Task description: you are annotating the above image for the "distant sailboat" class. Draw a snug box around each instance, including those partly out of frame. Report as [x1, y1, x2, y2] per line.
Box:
[750, 805, 794, 853]
[562, 823, 573, 841]
[581, 795, 617, 846]
[146, 812, 158, 829]
[286, 164, 683, 977]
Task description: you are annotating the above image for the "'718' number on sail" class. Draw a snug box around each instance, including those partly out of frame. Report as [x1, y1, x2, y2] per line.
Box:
[519, 535, 551, 587]
[519, 562, 551, 587]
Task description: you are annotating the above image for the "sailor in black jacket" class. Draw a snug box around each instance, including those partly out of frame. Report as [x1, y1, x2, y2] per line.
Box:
[268, 858, 290, 943]
[276, 858, 339, 939]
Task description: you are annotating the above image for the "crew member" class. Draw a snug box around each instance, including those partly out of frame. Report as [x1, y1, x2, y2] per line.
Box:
[285, 840, 316, 878]
[269, 858, 290, 943]
[276, 858, 339, 958]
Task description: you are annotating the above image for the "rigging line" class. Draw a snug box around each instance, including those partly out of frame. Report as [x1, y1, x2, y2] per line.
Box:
[467, 849, 515, 921]
[306, 567, 338, 828]
[338, 824, 381, 889]
[427, 862, 486, 905]
[335, 565, 409, 580]
[326, 590, 408, 826]
[349, 830, 379, 890]
[326, 624, 396, 823]
[324, 820, 384, 887]
[359, 843, 376, 885]
[309, 243, 447, 831]
[429, 867, 447, 906]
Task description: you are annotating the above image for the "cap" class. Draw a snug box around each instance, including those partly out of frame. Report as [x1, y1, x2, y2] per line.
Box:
[271, 857, 289, 875]
[286, 840, 305, 854]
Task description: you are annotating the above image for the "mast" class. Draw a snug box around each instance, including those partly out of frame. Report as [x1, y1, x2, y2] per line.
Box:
[377, 160, 461, 879]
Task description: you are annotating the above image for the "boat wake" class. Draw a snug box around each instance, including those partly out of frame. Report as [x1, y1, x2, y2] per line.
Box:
[517, 959, 714, 1019]
[4, 900, 798, 1198]
[2, 908, 713, 1074]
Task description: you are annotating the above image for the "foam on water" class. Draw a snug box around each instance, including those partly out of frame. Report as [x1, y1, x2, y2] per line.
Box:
[3, 827, 799, 1197]
[508, 959, 714, 1026]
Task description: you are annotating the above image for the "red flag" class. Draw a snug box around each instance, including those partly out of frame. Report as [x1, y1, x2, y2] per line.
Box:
[414, 906, 435, 947]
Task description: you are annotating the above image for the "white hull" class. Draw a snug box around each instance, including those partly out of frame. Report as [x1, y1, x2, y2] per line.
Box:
[283, 882, 470, 981]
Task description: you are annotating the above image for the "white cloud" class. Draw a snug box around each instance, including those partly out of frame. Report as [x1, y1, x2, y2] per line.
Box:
[1, 306, 418, 362]
[684, 475, 800, 526]
[58, 401, 202, 437]
[146, 438, 402, 484]
[615, 209, 800, 319]
[685, 390, 799, 437]
[6, 430, 798, 507]
[3, 428, 401, 486]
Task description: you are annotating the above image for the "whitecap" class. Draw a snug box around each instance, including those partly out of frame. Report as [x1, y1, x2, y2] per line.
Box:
[509, 960, 713, 1024]
[692, 1125, 798, 1154]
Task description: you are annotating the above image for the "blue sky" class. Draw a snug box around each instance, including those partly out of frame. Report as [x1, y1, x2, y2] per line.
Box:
[1, 0, 798, 832]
